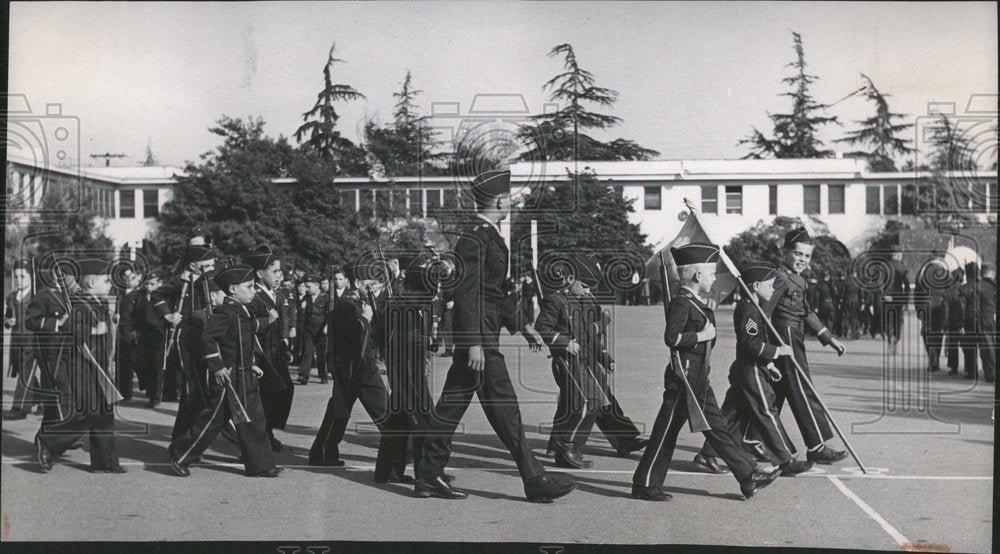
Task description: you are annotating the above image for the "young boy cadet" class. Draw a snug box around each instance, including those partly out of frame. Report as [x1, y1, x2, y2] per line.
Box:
[631, 243, 780, 501]
[695, 262, 813, 476]
[168, 264, 280, 478]
[747, 228, 848, 464]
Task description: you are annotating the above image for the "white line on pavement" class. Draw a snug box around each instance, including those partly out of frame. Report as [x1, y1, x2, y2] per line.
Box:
[828, 475, 911, 548]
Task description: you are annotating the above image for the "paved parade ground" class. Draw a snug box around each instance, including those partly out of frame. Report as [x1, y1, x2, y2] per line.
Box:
[1, 306, 995, 551]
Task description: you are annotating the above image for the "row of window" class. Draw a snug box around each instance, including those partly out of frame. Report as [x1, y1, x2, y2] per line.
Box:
[116, 189, 159, 219]
[341, 188, 458, 215]
[643, 184, 847, 215]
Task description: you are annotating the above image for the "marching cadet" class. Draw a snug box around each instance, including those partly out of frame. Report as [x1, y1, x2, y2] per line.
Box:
[4, 259, 40, 419]
[135, 270, 167, 402]
[374, 260, 442, 484]
[840, 269, 863, 340]
[944, 267, 966, 375]
[961, 263, 996, 383]
[413, 169, 574, 503]
[883, 245, 911, 354]
[915, 260, 950, 373]
[535, 254, 647, 469]
[245, 245, 295, 452]
[115, 262, 144, 401]
[308, 261, 390, 467]
[24, 266, 79, 422]
[33, 258, 125, 474]
[295, 273, 330, 385]
[324, 265, 350, 374]
[632, 244, 780, 501]
[749, 228, 848, 465]
[694, 262, 813, 477]
[168, 264, 281, 478]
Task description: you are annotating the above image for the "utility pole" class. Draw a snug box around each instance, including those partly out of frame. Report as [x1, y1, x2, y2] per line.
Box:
[90, 153, 126, 167]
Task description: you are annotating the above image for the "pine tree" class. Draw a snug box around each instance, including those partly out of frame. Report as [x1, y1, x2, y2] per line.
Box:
[142, 137, 158, 167]
[740, 32, 839, 159]
[916, 114, 981, 221]
[294, 42, 369, 175]
[363, 71, 446, 176]
[834, 74, 914, 171]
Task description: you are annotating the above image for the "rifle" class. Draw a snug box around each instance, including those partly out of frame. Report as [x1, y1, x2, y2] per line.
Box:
[158, 279, 189, 403]
[658, 251, 711, 433]
[376, 240, 393, 298]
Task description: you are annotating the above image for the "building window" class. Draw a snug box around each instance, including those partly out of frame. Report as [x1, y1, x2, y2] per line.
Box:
[375, 190, 391, 217]
[643, 186, 661, 210]
[901, 184, 916, 215]
[701, 185, 718, 214]
[443, 189, 458, 210]
[725, 185, 743, 214]
[119, 190, 135, 218]
[408, 189, 423, 217]
[990, 183, 998, 213]
[866, 185, 881, 214]
[391, 189, 407, 212]
[803, 185, 821, 214]
[768, 185, 778, 215]
[426, 189, 442, 214]
[339, 190, 357, 211]
[828, 185, 845, 214]
[884, 185, 899, 215]
[142, 189, 159, 219]
[359, 189, 374, 216]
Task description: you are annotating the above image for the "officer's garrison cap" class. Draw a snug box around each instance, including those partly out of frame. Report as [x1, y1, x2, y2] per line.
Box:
[670, 242, 720, 266]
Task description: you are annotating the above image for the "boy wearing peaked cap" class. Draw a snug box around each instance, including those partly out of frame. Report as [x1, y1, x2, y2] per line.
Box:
[745, 228, 849, 465]
[632, 244, 780, 501]
[295, 273, 331, 385]
[167, 264, 280, 478]
[696, 262, 813, 477]
[33, 258, 125, 473]
[4, 259, 39, 420]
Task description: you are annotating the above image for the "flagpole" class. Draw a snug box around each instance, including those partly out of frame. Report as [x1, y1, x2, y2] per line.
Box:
[682, 198, 867, 474]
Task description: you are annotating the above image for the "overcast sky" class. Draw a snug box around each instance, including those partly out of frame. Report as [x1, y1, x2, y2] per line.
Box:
[7, 1, 998, 169]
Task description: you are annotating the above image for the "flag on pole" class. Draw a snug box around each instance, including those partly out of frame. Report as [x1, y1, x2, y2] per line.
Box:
[645, 214, 739, 306]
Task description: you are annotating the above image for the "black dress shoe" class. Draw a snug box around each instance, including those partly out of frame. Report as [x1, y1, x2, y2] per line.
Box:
[169, 452, 191, 477]
[740, 466, 781, 499]
[296, 378, 309, 385]
[693, 453, 730, 474]
[35, 434, 52, 473]
[414, 476, 468, 499]
[309, 458, 346, 467]
[524, 473, 575, 503]
[779, 459, 814, 476]
[253, 466, 282, 478]
[554, 448, 593, 469]
[145, 399, 160, 408]
[806, 445, 849, 464]
[631, 486, 672, 501]
[616, 438, 649, 457]
[4, 409, 28, 420]
[320, 376, 329, 384]
[374, 469, 415, 484]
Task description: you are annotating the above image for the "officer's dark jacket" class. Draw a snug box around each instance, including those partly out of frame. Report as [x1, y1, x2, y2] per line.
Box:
[300, 293, 328, 334]
[202, 297, 268, 374]
[452, 219, 520, 347]
[765, 265, 833, 346]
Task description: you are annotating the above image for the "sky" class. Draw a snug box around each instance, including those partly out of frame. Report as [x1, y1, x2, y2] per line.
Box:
[7, 1, 998, 169]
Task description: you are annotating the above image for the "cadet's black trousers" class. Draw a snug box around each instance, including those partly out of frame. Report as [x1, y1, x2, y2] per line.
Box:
[309, 357, 389, 464]
[297, 328, 327, 381]
[171, 328, 208, 442]
[138, 328, 165, 399]
[700, 362, 796, 464]
[920, 304, 947, 370]
[375, 363, 435, 478]
[169, 368, 274, 475]
[417, 345, 547, 482]
[8, 345, 39, 411]
[962, 322, 996, 382]
[548, 356, 598, 453]
[632, 366, 754, 490]
[944, 327, 963, 371]
[754, 325, 833, 451]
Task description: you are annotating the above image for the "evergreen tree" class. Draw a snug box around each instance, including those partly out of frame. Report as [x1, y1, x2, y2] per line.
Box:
[834, 74, 914, 171]
[363, 71, 447, 176]
[294, 42, 369, 175]
[915, 114, 982, 222]
[142, 137, 159, 167]
[740, 32, 839, 159]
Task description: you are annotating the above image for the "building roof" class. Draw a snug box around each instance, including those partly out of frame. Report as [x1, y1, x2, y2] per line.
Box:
[6, 151, 186, 184]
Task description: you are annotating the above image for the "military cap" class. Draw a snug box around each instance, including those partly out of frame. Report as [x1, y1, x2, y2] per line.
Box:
[670, 242, 720, 266]
[76, 258, 111, 276]
[12, 259, 32, 272]
[244, 245, 279, 271]
[302, 273, 321, 284]
[185, 244, 214, 263]
[572, 254, 602, 288]
[214, 264, 255, 289]
[742, 262, 777, 285]
[207, 277, 222, 292]
[783, 227, 812, 249]
[470, 169, 511, 202]
[145, 269, 167, 281]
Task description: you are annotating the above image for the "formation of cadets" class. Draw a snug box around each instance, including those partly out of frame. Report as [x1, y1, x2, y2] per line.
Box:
[3, 169, 996, 501]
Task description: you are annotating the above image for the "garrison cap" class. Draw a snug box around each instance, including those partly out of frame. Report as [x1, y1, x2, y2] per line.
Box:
[302, 273, 321, 284]
[742, 262, 777, 285]
[214, 264, 255, 289]
[670, 242, 720, 266]
[207, 278, 222, 293]
[76, 258, 111, 276]
[185, 245, 214, 263]
[145, 269, 167, 281]
[470, 169, 511, 202]
[783, 227, 812, 249]
[244, 245, 279, 271]
[572, 254, 602, 288]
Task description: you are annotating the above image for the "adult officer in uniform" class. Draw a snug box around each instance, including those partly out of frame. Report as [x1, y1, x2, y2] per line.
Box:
[883, 245, 911, 354]
[961, 263, 996, 383]
[915, 259, 949, 373]
[944, 268, 966, 375]
[414, 169, 575, 503]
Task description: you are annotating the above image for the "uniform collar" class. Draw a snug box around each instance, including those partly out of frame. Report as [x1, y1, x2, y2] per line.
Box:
[256, 282, 276, 301]
[475, 212, 501, 238]
[680, 285, 706, 303]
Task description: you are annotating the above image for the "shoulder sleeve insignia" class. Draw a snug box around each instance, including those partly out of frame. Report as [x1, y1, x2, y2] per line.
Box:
[745, 318, 759, 336]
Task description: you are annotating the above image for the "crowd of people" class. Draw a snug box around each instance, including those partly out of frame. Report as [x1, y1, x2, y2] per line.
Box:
[2, 169, 995, 503]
